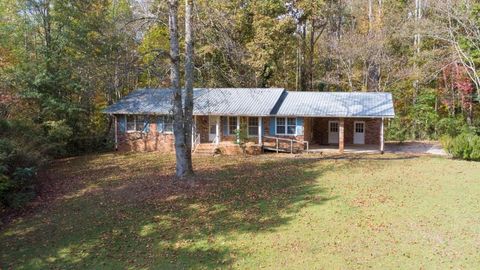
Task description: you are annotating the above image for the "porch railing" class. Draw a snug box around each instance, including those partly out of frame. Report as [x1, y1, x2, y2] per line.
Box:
[192, 133, 201, 153]
[212, 135, 219, 146]
[263, 136, 309, 154]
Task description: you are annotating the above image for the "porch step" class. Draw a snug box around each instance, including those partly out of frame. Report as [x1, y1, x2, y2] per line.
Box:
[193, 143, 217, 155]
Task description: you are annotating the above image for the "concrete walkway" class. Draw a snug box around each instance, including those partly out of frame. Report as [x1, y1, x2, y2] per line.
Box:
[385, 141, 447, 156]
[308, 141, 448, 156]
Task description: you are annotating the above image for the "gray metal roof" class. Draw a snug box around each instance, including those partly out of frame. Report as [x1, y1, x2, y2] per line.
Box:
[273, 91, 395, 118]
[103, 88, 174, 115]
[193, 88, 284, 116]
[104, 88, 395, 118]
[103, 88, 285, 116]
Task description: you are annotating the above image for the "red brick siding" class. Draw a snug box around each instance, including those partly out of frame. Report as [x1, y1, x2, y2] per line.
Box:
[117, 122, 175, 152]
[312, 118, 381, 145]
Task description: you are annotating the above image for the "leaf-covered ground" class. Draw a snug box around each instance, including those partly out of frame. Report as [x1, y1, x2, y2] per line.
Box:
[1, 152, 480, 269]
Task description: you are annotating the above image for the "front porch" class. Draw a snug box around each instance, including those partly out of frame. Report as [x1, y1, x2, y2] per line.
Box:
[193, 115, 386, 154]
[308, 117, 385, 154]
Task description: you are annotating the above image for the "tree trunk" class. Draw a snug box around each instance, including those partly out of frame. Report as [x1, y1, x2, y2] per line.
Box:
[300, 24, 308, 91]
[367, 0, 380, 91]
[184, 0, 194, 174]
[309, 18, 315, 91]
[168, 0, 188, 178]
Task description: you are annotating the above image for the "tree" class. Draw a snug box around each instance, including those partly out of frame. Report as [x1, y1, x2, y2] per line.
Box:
[184, 0, 194, 174]
[167, 0, 194, 178]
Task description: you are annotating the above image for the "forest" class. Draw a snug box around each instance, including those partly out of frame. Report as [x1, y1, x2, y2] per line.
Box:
[0, 0, 479, 207]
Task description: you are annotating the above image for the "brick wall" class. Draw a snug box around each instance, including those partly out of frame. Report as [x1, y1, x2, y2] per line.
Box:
[117, 122, 175, 152]
[312, 118, 381, 145]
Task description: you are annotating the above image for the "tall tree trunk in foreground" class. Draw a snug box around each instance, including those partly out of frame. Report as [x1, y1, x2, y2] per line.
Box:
[184, 0, 194, 174]
[168, 0, 191, 178]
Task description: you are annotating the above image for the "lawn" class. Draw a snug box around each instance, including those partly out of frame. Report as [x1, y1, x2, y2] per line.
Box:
[1, 152, 480, 269]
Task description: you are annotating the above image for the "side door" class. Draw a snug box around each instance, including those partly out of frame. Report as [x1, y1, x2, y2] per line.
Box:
[328, 121, 339, 144]
[353, 121, 365, 144]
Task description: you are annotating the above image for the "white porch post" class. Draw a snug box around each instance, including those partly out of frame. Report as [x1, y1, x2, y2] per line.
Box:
[192, 115, 197, 146]
[216, 116, 221, 145]
[258, 116, 263, 145]
[380, 117, 385, 154]
[236, 116, 240, 143]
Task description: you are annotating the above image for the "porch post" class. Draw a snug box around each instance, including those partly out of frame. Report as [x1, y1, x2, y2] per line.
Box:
[114, 115, 118, 151]
[380, 117, 385, 154]
[258, 117, 263, 145]
[192, 115, 197, 146]
[236, 116, 240, 143]
[339, 118, 345, 153]
[216, 116, 221, 145]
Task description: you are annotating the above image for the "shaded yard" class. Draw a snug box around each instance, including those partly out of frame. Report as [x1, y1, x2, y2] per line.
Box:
[1, 152, 480, 269]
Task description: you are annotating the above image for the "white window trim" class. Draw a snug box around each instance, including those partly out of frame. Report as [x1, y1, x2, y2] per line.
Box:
[126, 115, 146, 133]
[275, 117, 297, 136]
[247, 117, 259, 137]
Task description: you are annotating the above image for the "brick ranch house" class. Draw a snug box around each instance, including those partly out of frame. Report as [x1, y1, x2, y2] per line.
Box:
[104, 88, 395, 155]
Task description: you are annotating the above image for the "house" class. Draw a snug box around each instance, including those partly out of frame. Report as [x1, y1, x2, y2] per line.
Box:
[103, 88, 395, 154]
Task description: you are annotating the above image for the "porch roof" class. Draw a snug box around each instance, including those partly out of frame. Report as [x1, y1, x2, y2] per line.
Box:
[272, 91, 395, 118]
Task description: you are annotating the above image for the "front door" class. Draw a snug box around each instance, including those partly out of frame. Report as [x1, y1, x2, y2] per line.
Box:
[209, 116, 218, 142]
[354, 121, 365, 144]
[328, 121, 339, 144]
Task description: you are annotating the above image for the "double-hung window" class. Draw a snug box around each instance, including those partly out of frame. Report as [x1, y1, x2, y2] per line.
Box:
[276, 117, 296, 135]
[157, 115, 174, 133]
[248, 117, 259, 136]
[126, 115, 145, 132]
[228, 117, 237, 135]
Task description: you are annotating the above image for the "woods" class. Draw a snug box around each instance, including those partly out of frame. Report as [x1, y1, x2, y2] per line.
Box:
[0, 0, 479, 205]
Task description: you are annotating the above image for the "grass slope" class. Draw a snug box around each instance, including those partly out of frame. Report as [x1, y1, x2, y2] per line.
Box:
[1, 153, 480, 269]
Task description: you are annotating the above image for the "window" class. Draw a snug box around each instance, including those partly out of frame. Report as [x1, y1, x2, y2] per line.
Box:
[164, 116, 173, 133]
[287, 118, 296, 135]
[329, 122, 339, 133]
[276, 117, 296, 135]
[157, 115, 173, 133]
[127, 115, 136, 131]
[228, 117, 237, 135]
[126, 115, 146, 132]
[276, 118, 285, 134]
[248, 117, 258, 136]
[355, 122, 364, 133]
[136, 115, 145, 132]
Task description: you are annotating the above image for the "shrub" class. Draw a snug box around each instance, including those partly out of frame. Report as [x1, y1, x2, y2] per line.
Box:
[0, 174, 13, 204]
[385, 118, 407, 142]
[66, 136, 113, 156]
[436, 117, 466, 137]
[443, 132, 480, 161]
[0, 119, 11, 135]
[0, 121, 43, 208]
[43, 120, 73, 144]
[470, 136, 480, 161]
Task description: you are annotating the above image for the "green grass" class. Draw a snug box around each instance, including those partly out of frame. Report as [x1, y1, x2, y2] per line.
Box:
[1, 152, 480, 269]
